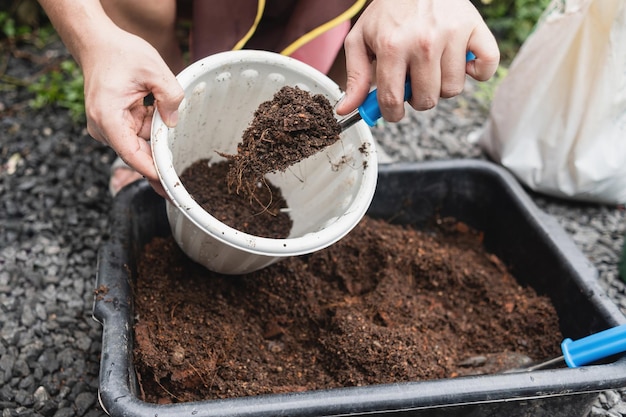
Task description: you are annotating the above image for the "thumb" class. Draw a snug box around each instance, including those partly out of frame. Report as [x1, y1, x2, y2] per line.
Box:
[150, 76, 185, 128]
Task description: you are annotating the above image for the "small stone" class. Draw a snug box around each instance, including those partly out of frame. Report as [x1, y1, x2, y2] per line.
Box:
[35, 399, 58, 417]
[74, 391, 96, 416]
[33, 386, 50, 403]
[609, 402, 626, 415]
[53, 407, 74, 417]
[170, 345, 185, 366]
[0, 385, 14, 401]
[604, 390, 622, 408]
[589, 405, 611, 417]
[457, 355, 487, 367]
[14, 389, 33, 407]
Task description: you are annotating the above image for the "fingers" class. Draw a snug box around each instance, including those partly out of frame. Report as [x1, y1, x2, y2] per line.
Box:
[466, 25, 500, 82]
[129, 98, 154, 139]
[111, 125, 159, 183]
[87, 71, 183, 190]
[375, 48, 410, 121]
[402, 43, 441, 113]
[438, 43, 468, 99]
[89, 107, 168, 199]
[338, 0, 500, 124]
[115, 136, 168, 199]
[149, 76, 185, 128]
[148, 177, 168, 200]
[86, 99, 159, 183]
[334, 30, 373, 116]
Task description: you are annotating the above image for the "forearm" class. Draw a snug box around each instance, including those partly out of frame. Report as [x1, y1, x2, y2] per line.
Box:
[37, 0, 115, 67]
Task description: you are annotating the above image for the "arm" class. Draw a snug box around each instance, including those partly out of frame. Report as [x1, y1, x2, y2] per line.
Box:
[37, 0, 184, 197]
[335, 0, 499, 122]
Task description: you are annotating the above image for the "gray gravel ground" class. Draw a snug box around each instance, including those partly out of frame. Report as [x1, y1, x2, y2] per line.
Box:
[2, 43, 626, 416]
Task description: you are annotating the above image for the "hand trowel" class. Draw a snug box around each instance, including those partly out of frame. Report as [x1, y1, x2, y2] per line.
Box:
[508, 323, 626, 373]
[338, 51, 477, 131]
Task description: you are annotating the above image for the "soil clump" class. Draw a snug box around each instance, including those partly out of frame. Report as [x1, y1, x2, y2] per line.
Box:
[221, 86, 342, 201]
[133, 215, 563, 404]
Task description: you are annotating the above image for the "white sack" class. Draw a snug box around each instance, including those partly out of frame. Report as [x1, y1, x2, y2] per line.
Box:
[479, 0, 626, 204]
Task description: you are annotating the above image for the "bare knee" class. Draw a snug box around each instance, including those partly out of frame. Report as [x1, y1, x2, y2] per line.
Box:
[101, 0, 177, 37]
[100, 0, 182, 69]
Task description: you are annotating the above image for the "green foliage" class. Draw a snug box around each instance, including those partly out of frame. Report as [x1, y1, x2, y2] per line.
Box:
[474, 0, 552, 62]
[0, 1, 85, 121]
[0, 20, 56, 48]
[0, 0, 51, 44]
[0, 10, 23, 39]
[28, 59, 85, 122]
[468, 0, 551, 109]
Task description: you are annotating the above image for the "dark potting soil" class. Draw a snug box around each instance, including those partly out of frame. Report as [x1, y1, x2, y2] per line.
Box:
[179, 85, 345, 237]
[179, 159, 292, 238]
[133, 216, 563, 404]
[221, 85, 342, 200]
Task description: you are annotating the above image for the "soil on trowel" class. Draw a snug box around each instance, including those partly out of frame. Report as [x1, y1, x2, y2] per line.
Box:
[179, 159, 292, 238]
[133, 216, 563, 404]
[221, 85, 342, 201]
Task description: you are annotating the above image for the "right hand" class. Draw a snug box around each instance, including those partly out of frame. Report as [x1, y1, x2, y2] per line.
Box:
[335, 0, 500, 123]
[80, 25, 184, 198]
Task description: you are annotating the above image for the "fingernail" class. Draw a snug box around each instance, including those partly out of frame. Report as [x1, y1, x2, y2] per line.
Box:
[167, 110, 179, 127]
[334, 92, 346, 110]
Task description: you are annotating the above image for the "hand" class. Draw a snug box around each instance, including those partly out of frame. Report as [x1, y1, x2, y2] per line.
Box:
[80, 25, 184, 198]
[335, 0, 499, 122]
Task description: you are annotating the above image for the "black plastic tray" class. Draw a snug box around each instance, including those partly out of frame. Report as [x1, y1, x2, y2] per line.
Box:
[94, 159, 626, 417]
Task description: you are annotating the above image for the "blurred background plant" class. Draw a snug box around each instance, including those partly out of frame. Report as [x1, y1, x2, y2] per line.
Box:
[1, 0, 85, 121]
[27, 58, 84, 121]
[0, 0, 44, 42]
[468, 0, 552, 110]
[1, 0, 552, 119]
[472, 0, 552, 63]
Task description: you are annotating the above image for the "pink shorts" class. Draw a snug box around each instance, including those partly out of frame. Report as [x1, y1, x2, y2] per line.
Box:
[289, 21, 350, 75]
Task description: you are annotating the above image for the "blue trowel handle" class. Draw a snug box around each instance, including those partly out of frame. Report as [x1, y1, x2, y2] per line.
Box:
[357, 51, 477, 126]
[562, 324, 626, 368]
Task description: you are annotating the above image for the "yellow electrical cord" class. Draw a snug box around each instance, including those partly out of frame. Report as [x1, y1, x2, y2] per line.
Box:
[280, 0, 366, 57]
[231, 0, 366, 55]
[232, 0, 266, 51]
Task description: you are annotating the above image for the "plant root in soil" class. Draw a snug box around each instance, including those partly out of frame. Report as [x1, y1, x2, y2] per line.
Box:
[220, 86, 342, 203]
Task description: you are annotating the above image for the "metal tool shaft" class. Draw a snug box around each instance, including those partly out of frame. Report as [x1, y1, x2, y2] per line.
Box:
[338, 108, 363, 131]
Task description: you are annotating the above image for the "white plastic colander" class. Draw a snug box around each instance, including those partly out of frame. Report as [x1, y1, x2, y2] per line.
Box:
[151, 50, 377, 274]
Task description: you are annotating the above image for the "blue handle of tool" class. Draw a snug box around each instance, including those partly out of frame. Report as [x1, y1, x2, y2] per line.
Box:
[357, 51, 477, 126]
[561, 323, 626, 368]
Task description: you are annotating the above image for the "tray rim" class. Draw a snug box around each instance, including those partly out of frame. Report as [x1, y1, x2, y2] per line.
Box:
[94, 159, 626, 417]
